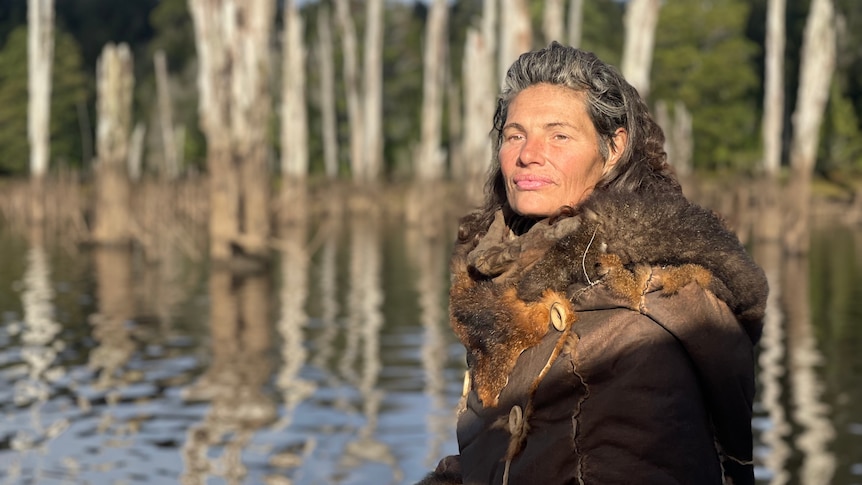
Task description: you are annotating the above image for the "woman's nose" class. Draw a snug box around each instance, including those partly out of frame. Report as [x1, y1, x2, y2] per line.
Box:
[518, 137, 545, 166]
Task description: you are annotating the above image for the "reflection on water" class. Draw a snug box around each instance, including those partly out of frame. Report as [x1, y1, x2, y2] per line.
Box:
[753, 242, 792, 485]
[7, 242, 68, 476]
[0, 210, 861, 484]
[181, 269, 277, 484]
[784, 256, 836, 485]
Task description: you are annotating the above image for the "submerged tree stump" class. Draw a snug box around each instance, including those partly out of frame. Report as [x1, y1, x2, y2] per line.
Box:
[189, 0, 276, 266]
[93, 43, 134, 246]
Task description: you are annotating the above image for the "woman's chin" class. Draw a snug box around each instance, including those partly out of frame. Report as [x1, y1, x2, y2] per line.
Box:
[508, 194, 560, 218]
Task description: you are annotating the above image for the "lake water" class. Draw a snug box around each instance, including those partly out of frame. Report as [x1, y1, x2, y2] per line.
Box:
[0, 208, 860, 484]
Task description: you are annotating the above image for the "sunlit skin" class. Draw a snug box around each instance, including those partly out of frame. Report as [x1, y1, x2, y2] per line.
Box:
[500, 83, 627, 218]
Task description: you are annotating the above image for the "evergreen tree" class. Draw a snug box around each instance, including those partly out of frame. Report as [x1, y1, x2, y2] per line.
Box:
[824, 0, 862, 174]
[52, 29, 87, 168]
[0, 0, 27, 46]
[148, 0, 195, 71]
[0, 26, 85, 174]
[0, 26, 29, 174]
[821, 80, 862, 174]
[578, 0, 625, 67]
[652, 0, 760, 171]
[383, 3, 425, 177]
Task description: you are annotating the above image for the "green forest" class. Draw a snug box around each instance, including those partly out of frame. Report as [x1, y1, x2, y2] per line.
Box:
[1, 0, 861, 180]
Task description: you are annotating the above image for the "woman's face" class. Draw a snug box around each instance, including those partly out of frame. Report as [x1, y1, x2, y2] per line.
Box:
[499, 83, 624, 218]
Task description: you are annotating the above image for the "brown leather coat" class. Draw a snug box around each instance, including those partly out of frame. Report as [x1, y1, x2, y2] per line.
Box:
[456, 268, 757, 484]
[419, 188, 768, 485]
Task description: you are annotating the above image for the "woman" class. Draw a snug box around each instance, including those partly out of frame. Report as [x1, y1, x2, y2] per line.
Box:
[420, 43, 768, 485]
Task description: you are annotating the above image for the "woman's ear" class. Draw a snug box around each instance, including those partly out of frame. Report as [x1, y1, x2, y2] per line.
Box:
[604, 128, 628, 173]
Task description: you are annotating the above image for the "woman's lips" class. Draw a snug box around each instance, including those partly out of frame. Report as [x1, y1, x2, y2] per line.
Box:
[513, 174, 553, 190]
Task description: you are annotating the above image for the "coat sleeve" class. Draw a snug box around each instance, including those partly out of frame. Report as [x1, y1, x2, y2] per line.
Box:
[642, 277, 757, 485]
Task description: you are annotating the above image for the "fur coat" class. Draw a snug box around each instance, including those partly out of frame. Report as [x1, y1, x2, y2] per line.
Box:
[418, 187, 768, 485]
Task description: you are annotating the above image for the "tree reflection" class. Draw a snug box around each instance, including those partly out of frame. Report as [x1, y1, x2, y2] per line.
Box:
[338, 213, 402, 482]
[89, 247, 136, 390]
[310, 211, 340, 377]
[782, 255, 836, 485]
[10, 236, 67, 458]
[712, 179, 838, 485]
[268, 192, 316, 476]
[181, 269, 276, 485]
[753, 241, 791, 485]
[406, 216, 454, 469]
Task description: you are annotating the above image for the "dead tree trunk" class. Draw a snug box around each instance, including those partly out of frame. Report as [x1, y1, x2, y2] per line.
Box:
[416, 0, 448, 181]
[335, 0, 364, 182]
[281, 0, 308, 181]
[461, 0, 497, 205]
[621, 0, 660, 99]
[790, 0, 835, 175]
[362, 0, 384, 183]
[280, 0, 309, 225]
[656, 99, 693, 180]
[27, 0, 55, 227]
[462, 30, 494, 202]
[447, 74, 462, 180]
[93, 43, 134, 246]
[189, 0, 276, 264]
[499, 0, 531, 82]
[317, 6, 339, 179]
[568, 0, 583, 48]
[542, 0, 565, 44]
[758, 0, 787, 245]
[154, 50, 179, 179]
[761, 0, 786, 176]
[128, 121, 146, 181]
[482, 0, 498, 74]
[785, 0, 835, 255]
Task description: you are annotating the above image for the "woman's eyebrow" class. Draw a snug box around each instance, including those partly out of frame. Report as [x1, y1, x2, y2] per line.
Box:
[502, 122, 526, 132]
[503, 121, 577, 131]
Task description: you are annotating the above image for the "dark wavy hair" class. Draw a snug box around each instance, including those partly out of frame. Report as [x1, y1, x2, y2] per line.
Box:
[481, 42, 679, 220]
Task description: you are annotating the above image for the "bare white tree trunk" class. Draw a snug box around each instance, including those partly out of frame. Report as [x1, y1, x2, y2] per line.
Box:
[447, 75, 462, 179]
[416, 0, 448, 181]
[461, 0, 497, 204]
[335, 1, 364, 182]
[93, 43, 134, 245]
[281, 0, 308, 180]
[362, 0, 385, 183]
[154, 50, 179, 179]
[189, 0, 276, 262]
[567, 0, 583, 48]
[483, 0, 498, 70]
[462, 31, 494, 196]
[542, 0, 565, 44]
[317, 6, 339, 179]
[790, 0, 835, 175]
[127, 121, 146, 181]
[28, 0, 54, 180]
[656, 99, 693, 179]
[784, 0, 834, 255]
[27, 0, 54, 227]
[761, 0, 786, 175]
[621, 0, 660, 99]
[499, 0, 531, 82]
